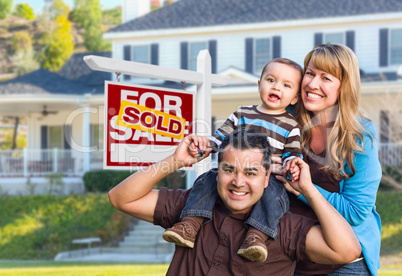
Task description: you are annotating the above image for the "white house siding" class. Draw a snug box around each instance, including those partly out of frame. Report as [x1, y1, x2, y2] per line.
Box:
[356, 22, 402, 73]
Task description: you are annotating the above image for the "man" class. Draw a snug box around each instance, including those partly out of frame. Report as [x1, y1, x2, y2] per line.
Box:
[108, 128, 361, 275]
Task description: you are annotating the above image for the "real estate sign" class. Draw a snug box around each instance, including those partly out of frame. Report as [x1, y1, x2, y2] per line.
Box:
[104, 81, 194, 170]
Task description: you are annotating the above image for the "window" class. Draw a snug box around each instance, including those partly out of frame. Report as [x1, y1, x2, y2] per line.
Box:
[48, 126, 63, 149]
[324, 33, 344, 44]
[390, 29, 402, 65]
[255, 38, 271, 74]
[132, 45, 150, 64]
[189, 42, 207, 71]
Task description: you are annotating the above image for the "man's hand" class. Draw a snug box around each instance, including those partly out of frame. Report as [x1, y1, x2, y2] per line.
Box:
[173, 135, 212, 167]
[187, 135, 212, 159]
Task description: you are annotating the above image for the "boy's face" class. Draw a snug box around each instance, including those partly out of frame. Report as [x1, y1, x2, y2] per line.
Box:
[258, 62, 301, 114]
[216, 145, 270, 214]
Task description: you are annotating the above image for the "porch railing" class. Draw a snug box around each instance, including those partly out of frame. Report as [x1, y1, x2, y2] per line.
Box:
[378, 143, 402, 166]
[0, 149, 103, 177]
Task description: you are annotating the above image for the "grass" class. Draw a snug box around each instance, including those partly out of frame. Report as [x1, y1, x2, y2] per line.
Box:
[0, 261, 169, 275]
[0, 261, 398, 275]
[0, 194, 131, 259]
[0, 191, 399, 274]
[376, 191, 402, 258]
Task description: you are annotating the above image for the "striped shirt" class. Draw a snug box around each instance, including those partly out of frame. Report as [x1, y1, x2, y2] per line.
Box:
[210, 105, 302, 164]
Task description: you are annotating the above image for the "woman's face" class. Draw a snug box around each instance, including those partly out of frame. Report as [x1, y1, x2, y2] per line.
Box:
[301, 61, 341, 115]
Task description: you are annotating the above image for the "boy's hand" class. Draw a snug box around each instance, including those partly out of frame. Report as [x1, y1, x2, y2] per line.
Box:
[285, 159, 300, 182]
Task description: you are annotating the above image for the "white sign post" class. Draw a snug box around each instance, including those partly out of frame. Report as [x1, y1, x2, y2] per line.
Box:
[84, 50, 229, 178]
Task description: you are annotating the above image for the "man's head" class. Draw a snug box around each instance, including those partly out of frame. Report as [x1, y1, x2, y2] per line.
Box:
[216, 128, 272, 214]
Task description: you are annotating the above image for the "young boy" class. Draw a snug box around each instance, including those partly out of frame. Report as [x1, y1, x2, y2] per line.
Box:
[162, 58, 303, 262]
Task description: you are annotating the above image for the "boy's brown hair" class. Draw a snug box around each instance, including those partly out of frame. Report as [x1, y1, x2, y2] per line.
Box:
[259, 58, 303, 81]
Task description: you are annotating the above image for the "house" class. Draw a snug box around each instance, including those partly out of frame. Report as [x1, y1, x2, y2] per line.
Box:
[1, 0, 402, 194]
[105, 0, 402, 166]
[0, 52, 111, 195]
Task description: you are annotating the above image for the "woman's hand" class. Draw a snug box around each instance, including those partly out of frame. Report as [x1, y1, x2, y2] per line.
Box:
[285, 158, 313, 196]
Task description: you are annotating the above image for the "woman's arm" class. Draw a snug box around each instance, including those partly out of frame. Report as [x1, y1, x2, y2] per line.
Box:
[297, 123, 382, 226]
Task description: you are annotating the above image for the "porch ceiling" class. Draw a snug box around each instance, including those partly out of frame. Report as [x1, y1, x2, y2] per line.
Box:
[0, 94, 104, 116]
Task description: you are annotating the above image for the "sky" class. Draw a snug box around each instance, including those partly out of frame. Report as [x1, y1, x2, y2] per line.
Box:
[14, 0, 122, 14]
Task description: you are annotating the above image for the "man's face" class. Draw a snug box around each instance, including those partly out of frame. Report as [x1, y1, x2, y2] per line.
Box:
[216, 145, 270, 214]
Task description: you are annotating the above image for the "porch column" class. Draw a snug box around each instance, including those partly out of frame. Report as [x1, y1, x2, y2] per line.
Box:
[82, 105, 91, 173]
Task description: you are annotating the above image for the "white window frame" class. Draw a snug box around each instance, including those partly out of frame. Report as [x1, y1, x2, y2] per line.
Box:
[254, 38, 272, 75]
[189, 41, 207, 71]
[390, 28, 402, 66]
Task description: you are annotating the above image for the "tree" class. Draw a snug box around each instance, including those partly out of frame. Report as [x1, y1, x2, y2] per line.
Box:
[11, 31, 32, 53]
[13, 3, 35, 20]
[0, 0, 12, 19]
[41, 15, 74, 72]
[10, 31, 39, 75]
[73, 0, 110, 52]
[48, 0, 70, 19]
[11, 49, 40, 75]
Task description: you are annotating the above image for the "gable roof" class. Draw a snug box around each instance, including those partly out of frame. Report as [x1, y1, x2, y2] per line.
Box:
[108, 0, 402, 33]
[0, 69, 92, 95]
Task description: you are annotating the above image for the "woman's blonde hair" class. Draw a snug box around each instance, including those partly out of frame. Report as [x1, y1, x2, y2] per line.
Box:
[295, 43, 371, 181]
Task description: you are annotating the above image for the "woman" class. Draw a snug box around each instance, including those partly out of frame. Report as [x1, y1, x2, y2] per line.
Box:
[284, 43, 382, 276]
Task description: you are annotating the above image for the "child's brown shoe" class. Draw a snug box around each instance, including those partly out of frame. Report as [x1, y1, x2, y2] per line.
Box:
[237, 233, 268, 262]
[162, 221, 197, 248]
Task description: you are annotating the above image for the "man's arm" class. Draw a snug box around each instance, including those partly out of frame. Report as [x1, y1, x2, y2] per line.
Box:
[287, 158, 362, 264]
[108, 135, 212, 223]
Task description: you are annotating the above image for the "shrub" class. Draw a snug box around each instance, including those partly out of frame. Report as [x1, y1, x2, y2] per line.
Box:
[380, 165, 402, 191]
[83, 170, 185, 192]
[83, 170, 133, 192]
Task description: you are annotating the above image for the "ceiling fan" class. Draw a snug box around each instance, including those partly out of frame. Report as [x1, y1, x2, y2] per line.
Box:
[41, 105, 58, 117]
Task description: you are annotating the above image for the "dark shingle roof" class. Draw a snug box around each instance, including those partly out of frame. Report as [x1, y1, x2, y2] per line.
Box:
[0, 52, 112, 95]
[57, 52, 112, 93]
[0, 69, 92, 95]
[108, 0, 402, 33]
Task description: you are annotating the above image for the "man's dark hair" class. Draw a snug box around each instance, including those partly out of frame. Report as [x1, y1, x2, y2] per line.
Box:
[217, 127, 272, 172]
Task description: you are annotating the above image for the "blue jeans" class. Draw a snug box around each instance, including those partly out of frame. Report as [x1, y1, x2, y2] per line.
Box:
[180, 170, 289, 239]
[294, 259, 370, 276]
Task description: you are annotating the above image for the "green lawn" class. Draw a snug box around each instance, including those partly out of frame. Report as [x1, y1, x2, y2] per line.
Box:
[0, 262, 169, 276]
[0, 261, 399, 275]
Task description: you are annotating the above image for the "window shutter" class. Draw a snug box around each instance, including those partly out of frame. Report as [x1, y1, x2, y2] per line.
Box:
[380, 110, 390, 143]
[123, 45, 131, 80]
[346, 31, 355, 52]
[41, 126, 48, 149]
[273, 36, 281, 58]
[180, 42, 188, 69]
[64, 125, 71, 150]
[314, 33, 323, 46]
[208, 40, 217, 74]
[245, 38, 253, 73]
[379, 28, 389, 67]
[151, 44, 159, 65]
